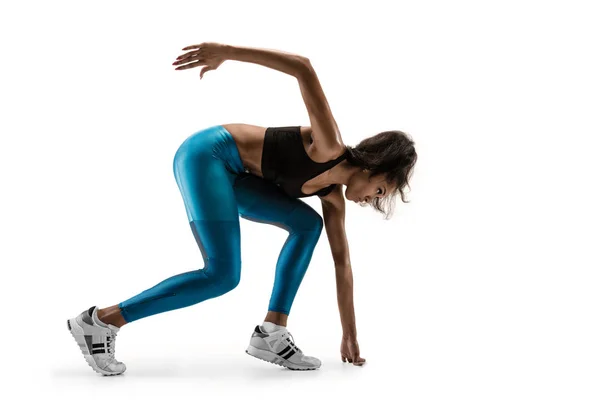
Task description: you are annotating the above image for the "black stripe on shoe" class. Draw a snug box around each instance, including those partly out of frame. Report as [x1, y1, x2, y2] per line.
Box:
[277, 345, 292, 356]
[92, 349, 106, 354]
[67, 320, 71, 331]
[282, 348, 296, 360]
[92, 343, 105, 349]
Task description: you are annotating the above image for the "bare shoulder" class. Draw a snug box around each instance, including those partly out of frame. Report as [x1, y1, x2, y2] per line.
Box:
[300, 125, 346, 161]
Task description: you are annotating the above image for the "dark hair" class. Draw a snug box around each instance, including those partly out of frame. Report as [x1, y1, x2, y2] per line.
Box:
[343, 130, 417, 219]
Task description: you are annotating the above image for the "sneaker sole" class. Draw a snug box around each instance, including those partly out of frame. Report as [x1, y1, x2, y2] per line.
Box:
[67, 318, 125, 376]
[245, 344, 320, 371]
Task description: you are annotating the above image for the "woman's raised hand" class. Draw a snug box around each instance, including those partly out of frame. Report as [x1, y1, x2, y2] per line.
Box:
[173, 42, 228, 79]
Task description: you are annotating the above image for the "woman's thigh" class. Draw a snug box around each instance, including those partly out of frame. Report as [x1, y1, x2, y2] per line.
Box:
[173, 126, 243, 269]
[173, 134, 240, 222]
[233, 173, 323, 231]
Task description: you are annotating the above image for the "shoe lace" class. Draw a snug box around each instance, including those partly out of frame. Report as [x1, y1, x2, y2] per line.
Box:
[105, 330, 117, 360]
[284, 331, 302, 354]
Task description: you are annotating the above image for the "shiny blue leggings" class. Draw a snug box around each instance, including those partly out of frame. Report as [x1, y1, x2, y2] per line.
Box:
[118, 125, 324, 323]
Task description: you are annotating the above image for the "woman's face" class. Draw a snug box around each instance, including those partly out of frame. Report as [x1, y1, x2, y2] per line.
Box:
[345, 169, 390, 205]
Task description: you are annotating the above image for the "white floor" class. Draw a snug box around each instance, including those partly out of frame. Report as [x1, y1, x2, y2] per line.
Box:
[22, 300, 600, 400]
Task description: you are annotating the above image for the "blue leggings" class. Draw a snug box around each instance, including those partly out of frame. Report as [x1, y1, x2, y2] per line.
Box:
[118, 125, 324, 323]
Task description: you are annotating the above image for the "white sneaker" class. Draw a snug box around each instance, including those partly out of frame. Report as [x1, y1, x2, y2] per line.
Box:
[246, 325, 321, 370]
[67, 306, 126, 376]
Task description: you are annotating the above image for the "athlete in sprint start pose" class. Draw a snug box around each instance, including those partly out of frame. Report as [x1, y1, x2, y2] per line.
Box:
[67, 42, 417, 374]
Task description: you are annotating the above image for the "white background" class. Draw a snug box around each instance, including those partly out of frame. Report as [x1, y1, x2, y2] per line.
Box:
[1, 0, 599, 399]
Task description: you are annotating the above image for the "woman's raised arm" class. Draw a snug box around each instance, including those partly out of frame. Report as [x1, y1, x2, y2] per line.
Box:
[224, 44, 308, 78]
[174, 42, 307, 79]
[173, 42, 342, 152]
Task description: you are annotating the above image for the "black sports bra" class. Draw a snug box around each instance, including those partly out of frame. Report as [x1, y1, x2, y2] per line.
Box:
[261, 126, 347, 198]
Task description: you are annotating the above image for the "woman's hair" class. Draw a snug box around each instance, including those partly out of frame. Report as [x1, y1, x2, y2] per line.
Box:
[343, 129, 417, 219]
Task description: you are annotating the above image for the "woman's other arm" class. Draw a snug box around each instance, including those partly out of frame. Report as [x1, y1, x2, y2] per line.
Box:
[225, 44, 343, 154]
[223, 44, 307, 78]
[321, 186, 366, 365]
[174, 42, 342, 154]
[174, 42, 307, 79]
[321, 186, 356, 336]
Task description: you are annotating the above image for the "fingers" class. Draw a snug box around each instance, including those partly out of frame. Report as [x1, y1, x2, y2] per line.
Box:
[173, 54, 203, 66]
[352, 356, 366, 366]
[342, 353, 365, 365]
[173, 47, 204, 70]
[182, 44, 201, 50]
[351, 348, 364, 366]
[176, 49, 203, 61]
[174, 61, 203, 71]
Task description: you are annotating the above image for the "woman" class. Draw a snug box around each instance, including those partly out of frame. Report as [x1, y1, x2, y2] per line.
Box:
[66, 42, 417, 375]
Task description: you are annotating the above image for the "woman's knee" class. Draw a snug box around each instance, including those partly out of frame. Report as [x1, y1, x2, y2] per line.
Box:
[287, 206, 324, 234]
[217, 272, 241, 294]
[202, 259, 241, 294]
